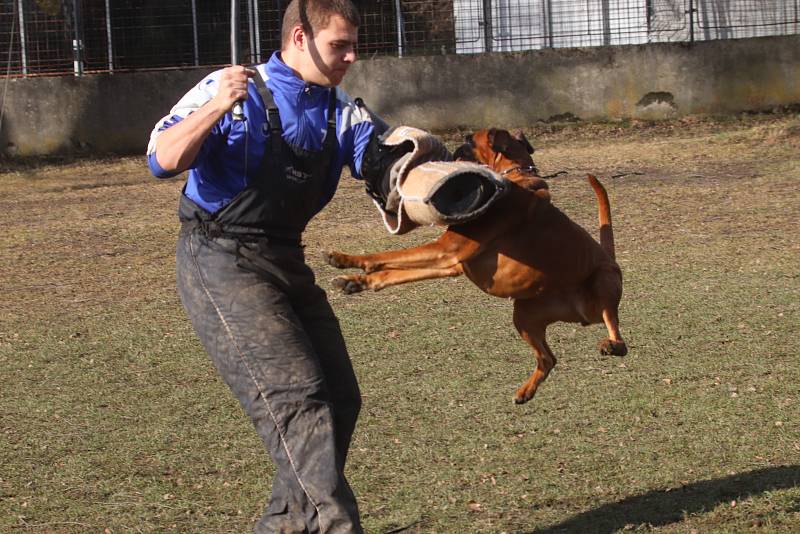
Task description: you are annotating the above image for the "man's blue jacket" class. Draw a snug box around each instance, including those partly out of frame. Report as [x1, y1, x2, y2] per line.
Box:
[147, 52, 378, 216]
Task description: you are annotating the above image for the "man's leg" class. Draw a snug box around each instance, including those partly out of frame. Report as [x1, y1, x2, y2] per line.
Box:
[285, 281, 362, 533]
[260, 247, 363, 530]
[176, 231, 363, 534]
[291, 281, 362, 470]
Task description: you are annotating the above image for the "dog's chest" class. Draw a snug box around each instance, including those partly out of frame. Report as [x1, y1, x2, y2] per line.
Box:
[463, 253, 548, 299]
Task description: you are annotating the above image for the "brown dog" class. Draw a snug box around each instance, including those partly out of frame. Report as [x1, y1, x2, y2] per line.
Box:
[325, 128, 627, 404]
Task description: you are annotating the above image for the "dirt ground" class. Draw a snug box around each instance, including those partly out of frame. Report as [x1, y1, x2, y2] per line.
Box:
[1, 111, 798, 533]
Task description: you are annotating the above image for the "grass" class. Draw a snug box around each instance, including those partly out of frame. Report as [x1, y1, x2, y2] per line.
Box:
[1, 112, 799, 533]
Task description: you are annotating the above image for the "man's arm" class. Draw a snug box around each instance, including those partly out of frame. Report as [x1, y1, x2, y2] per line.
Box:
[154, 66, 255, 174]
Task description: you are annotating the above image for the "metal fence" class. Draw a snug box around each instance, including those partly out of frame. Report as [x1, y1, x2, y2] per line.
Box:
[455, 0, 800, 52]
[2, 0, 798, 77]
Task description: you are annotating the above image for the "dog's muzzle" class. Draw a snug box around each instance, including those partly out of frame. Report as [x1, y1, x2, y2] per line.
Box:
[453, 136, 477, 162]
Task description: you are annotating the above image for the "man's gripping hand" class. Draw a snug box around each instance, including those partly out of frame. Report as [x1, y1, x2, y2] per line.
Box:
[212, 66, 257, 114]
[153, 66, 257, 174]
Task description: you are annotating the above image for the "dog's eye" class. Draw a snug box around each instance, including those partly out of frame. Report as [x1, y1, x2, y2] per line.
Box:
[465, 134, 474, 146]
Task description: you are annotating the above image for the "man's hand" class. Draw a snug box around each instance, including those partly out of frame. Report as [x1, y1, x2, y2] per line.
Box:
[211, 66, 257, 114]
[154, 66, 256, 174]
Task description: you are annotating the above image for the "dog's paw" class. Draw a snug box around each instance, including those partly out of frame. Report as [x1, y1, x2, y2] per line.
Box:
[599, 339, 628, 357]
[323, 251, 349, 269]
[513, 387, 535, 405]
[332, 275, 367, 294]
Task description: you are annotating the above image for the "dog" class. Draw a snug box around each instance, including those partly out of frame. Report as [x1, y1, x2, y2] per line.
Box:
[325, 128, 627, 404]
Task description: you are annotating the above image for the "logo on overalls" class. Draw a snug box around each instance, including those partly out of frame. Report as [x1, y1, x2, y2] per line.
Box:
[285, 166, 313, 183]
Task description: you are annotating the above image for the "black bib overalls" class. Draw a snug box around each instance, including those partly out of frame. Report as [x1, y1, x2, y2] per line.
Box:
[175, 78, 363, 534]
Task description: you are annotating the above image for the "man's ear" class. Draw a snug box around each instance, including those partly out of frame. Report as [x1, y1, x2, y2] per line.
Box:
[290, 24, 307, 51]
[512, 130, 534, 154]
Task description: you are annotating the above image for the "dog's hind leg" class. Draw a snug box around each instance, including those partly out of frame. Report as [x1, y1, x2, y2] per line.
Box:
[588, 267, 627, 356]
[512, 300, 557, 404]
[599, 307, 627, 356]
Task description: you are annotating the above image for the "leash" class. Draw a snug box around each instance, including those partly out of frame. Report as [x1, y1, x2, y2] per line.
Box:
[540, 170, 568, 179]
[383, 519, 423, 533]
[501, 166, 572, 181]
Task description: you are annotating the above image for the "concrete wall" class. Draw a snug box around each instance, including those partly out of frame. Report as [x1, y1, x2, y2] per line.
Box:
[1, 69, 210, 157]
[2, 35, 798, 157]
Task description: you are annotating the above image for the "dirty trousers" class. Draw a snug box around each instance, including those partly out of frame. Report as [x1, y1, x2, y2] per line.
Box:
[176, 228, 363, 533]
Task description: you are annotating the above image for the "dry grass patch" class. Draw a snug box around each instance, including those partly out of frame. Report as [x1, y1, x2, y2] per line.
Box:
[1, 112, 798, 533]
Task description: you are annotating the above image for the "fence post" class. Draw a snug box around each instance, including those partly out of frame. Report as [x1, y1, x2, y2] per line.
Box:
[483, 0, 492, 52]
[687, 0, 695, 44]
[105, 0, 113, 72]
[251, 0, 261, 63]
[247, 0, 256, 63]
[17, 0, 27, 76]
[394, 0, 404, 57]
[71, 0, 84, 76]
[544, 0, 554, 48]
[601, 0, 611, 45]
[191, 0, 199, 66]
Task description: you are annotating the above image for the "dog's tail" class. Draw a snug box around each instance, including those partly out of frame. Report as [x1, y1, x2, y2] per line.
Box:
[587, 174, 615, 260]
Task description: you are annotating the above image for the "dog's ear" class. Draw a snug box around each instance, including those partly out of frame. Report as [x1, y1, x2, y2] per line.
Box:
[486, 128, 497, 149]
[512, 130, 534, 154]
[489, 128, 513, 154]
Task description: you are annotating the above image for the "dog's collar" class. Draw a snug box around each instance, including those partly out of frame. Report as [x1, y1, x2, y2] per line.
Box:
[501, 165, 539, 176]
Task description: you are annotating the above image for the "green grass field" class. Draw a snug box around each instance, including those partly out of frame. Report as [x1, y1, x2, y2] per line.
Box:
[1, 112, 798, 533]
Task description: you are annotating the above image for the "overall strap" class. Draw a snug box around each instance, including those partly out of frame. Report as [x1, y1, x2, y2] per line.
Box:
[326, 88, 337, 130]
[251, 70, 283, 157]
[252, 69, 337, 156]
[322, 87, 338, 152]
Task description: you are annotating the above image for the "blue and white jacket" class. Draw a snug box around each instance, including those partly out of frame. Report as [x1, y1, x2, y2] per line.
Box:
[147, 52, 378, 216]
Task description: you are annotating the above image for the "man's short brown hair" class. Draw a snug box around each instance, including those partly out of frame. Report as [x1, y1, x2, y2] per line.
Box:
[281, 0, 361, 47]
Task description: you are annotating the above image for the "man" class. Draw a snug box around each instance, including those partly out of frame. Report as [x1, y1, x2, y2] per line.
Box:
[146, 1, 395, 532]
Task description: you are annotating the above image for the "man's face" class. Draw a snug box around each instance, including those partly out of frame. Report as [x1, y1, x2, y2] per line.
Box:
[301, 14, 358, 87]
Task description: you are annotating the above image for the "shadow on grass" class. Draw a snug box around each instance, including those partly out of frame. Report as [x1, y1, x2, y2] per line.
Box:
[529, 465, 800, 534]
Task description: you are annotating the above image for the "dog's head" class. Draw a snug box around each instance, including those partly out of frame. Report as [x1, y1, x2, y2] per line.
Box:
[453, 128, 535, 174]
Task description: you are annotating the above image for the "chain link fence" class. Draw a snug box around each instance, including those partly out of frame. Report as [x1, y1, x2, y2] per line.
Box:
[2, 0, 799, 77]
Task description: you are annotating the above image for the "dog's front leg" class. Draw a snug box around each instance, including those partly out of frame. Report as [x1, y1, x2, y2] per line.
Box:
[333, 265, 464, 294]
[325, 231, 482, 273]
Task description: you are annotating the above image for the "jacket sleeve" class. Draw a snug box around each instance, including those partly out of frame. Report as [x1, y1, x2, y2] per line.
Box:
[334, 90, 391, 180]
[145, 71, 224, 178]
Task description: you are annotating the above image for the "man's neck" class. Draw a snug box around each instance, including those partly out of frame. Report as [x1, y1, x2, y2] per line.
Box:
[278, 50, 308, 84]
